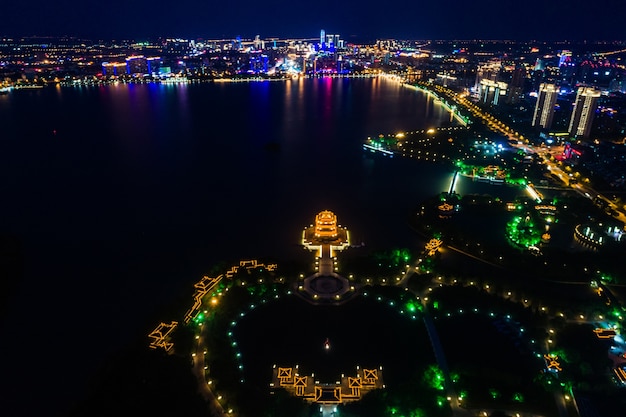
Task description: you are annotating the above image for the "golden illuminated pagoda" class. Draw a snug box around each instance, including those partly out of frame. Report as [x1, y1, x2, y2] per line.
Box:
[299, 210, 355, 300]
[303, 210, 349, 250]
[315, 210, 339, 238]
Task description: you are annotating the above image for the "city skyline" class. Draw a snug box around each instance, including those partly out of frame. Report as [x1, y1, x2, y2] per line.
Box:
[3, 1, 626, 413]
[4, 0, 626, 41]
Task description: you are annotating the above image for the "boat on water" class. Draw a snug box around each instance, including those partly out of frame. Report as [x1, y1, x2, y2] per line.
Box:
[160, 77, 189, 84]
[13, 85, 44, 90]
[473, 174, 505, 184]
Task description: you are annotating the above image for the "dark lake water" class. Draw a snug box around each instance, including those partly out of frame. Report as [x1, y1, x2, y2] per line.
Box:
[0, 78, 523, 416]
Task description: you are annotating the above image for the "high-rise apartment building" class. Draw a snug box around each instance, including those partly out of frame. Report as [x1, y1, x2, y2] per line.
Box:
[568, 87, 601, 138]
[474, 60, 501, 92]
[532, 83, 559, 129]
[478, 79, 508, 105]
[507, 66, 526, 104]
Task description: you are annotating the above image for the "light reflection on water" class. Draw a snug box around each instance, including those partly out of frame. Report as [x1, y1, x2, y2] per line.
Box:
[0, 77, 525, 416]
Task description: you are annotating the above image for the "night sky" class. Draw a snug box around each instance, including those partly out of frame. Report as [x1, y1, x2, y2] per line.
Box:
[4, 0, 626, 40]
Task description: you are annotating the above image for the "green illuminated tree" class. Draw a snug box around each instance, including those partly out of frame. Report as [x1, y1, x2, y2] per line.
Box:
[423, 364, 446, 391]
[505, 213, 541, 248]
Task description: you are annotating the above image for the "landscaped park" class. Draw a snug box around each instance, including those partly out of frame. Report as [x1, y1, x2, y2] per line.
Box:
[138, 198, 626, 417]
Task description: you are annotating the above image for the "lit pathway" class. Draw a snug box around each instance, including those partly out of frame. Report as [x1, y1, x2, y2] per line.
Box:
[193, 329, 225, 416]
[396, 241, 562, 417]
[444, 244, 505, 270]
[320, 404, 338, 416]
[419, 298, 472, 417]
[318, 244, 334, 275]
[397, 257, 470, 416]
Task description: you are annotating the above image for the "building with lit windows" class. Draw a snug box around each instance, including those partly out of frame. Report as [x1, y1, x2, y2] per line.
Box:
[478, 79, 508, 105]
[146, 57, 162, 75]
[324, 34, 342, 49]
[568, 87, 601, 138]
[474, 60, 501, 92]
[532, 83, 559, 129]
[249, 53, 268, 73]
[126, 55, 148, 75]
[507, 66, 526, 104]
[101, 62, 127, 76]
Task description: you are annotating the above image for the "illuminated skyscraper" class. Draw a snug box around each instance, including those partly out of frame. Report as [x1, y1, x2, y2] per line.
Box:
[474, 60, 500, 92]
[568, 87, 601, 138]
[336, 35, 344, 49]
[532, 83, 559, 129]
[478, 79, 508, 105]
[320, 29, 325, 47]
[558, 50, 572, 67]
[507, 66, 526, 104]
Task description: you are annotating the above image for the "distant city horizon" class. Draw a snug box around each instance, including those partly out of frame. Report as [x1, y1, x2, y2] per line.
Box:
[2, 34, 626, 43]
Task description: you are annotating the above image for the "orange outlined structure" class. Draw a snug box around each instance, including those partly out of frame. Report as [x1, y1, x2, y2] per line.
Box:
[148, 321, 178, 351]
[544, 354, 562, 372]
[348, 377, 362, 397]
[277, 367, 293, 385]
[184, 260, 278, 323]
[150, 260, 278, 352]
[294, 376, 308, 396]
[363, 368, 378, 384]
[425, 238, 442, 256]
[594, 328, 617, 339]
[271, 366, 383, 404]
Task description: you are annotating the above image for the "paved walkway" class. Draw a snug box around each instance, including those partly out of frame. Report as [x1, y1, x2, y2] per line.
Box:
[420, 299, 472, 417]
[193, 330, 225, 416]
[318, 244, 333, 275]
